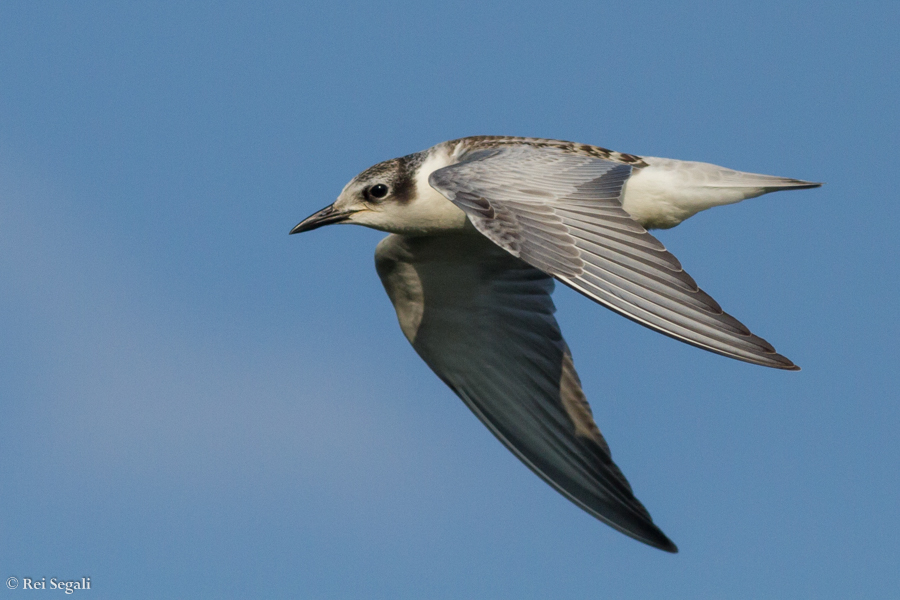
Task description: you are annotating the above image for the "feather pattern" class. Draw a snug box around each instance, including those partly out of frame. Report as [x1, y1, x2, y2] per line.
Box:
[375, 233, 678, 552]
[428, 143, 797, 369]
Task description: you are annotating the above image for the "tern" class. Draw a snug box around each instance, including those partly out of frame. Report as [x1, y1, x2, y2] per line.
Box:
[291, 136, 820, 552]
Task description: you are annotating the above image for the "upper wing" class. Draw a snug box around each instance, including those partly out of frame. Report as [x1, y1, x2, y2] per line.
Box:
[375, 233, 677, 552]
[428, 144, 797, 370]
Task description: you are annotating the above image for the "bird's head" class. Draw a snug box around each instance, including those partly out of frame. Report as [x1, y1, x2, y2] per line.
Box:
[291, 148, 468, 236]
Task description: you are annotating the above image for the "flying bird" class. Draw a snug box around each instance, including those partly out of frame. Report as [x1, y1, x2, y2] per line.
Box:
[290, 136, 820, 552]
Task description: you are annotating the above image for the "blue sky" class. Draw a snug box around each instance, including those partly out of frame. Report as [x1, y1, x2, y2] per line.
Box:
[1, 1, 898, 598]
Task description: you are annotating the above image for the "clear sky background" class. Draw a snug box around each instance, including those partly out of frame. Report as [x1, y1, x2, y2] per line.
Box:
[1, 2, 897, 598]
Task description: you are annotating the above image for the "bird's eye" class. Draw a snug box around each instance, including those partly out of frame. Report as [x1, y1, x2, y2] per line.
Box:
[368, 184, 389, 199]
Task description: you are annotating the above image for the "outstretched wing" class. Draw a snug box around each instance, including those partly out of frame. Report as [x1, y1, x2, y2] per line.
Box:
[428, 144, 797, 369]
[375, 233, 677, 552]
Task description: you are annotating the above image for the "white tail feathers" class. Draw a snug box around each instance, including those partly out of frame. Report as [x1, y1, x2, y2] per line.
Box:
[621, 157, 821, 229]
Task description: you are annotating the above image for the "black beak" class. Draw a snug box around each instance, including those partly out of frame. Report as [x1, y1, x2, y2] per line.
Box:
[290, 204, 353, 234]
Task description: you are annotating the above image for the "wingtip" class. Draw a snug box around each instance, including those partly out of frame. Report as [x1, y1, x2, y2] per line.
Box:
[754, 349, 800, 371]
[771, 353, 801, 371]
[661, 541, 679, 554]
[621, 520, 679, 553]
[651, 533, 679, 553]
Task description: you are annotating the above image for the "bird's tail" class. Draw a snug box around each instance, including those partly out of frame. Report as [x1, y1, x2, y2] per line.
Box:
[623, 157, 822, 228]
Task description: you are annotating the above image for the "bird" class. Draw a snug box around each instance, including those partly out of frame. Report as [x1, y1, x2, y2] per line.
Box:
[290, 136, 820, 553]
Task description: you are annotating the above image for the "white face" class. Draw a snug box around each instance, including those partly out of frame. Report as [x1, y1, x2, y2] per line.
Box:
[333, 152, 469, 235]
[292, 148, 469, 236]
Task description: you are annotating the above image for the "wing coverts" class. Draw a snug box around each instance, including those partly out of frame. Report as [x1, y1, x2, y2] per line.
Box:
[429, 145, 796, 369]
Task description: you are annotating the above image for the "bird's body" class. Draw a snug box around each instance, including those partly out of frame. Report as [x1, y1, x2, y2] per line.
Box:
[291, 136, 820, 552]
